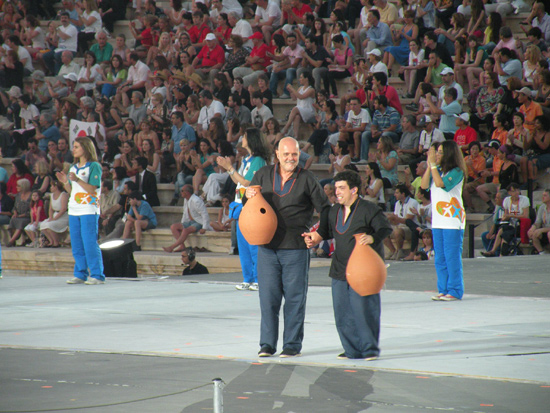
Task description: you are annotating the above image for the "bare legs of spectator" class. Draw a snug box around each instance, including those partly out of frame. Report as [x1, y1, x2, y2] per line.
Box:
[282, 107, 304, 139]
[403, 68, 418, 96]
[529, 226, 550, 253]
[122, 218, 148, 247]
[193, 169, 208, 195]
[163, 222, 197, 253]
[7, 228, 24, 247]
[465, 66, 483, 92]
[41, 228, 62, 247]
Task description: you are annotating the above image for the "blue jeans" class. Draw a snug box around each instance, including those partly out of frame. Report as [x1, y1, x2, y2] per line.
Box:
[360, 131, 400, 160]
[269, 68, 297, 96]
[237, 221, 258, 283]
[69, 214, 105, 281]
[257, 247, 310, 353]
[433, 228, 464, 299]
[173, 172, 193, 198]
[332, 278, 381, 358]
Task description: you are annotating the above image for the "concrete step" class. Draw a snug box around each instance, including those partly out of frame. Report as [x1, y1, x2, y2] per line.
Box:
[152, 205, 222, 227]
[140, 228, 232, 253]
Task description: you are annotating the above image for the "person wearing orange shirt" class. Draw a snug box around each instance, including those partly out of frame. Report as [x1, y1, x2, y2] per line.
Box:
[518, 87, 543, 135]
[476, 140, 504, 212]
[462, 141, 487, 211]
[491, 114, 509, 145]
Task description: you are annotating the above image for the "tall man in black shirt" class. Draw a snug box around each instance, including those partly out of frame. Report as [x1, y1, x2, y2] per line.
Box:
[246, 137, 330, 358]
[303, 170, 392, 360]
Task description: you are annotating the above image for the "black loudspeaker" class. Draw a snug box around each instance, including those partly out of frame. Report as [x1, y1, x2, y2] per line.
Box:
[99, 239, 138, 278]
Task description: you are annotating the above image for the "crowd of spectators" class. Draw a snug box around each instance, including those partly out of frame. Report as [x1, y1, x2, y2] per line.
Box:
[0, 0, 548, 258]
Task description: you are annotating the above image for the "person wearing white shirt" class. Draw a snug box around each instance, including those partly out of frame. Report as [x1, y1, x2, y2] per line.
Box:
[76, 0, 103, 53]
[117, 52, 151, 107]
[43, 12, 78, 75]
[437, 68, 463, 108]
[162, 184, 212, 253]
[385, 183, 420, 260]
[253, 0, 282, 43]
[228, 12, 254, 49]
[197, 90, 225, 136]
[340, 97, 371, 161]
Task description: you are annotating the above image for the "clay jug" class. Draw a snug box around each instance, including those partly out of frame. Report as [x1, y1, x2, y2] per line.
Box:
[239, 185, 278, 245]
[345, 234, 387, 296]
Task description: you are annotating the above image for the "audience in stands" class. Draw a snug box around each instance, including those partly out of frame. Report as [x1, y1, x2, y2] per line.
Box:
[0, 0, 548, 262]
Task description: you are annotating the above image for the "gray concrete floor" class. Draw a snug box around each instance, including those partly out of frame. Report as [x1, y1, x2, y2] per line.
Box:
[1, 255, 549, 412]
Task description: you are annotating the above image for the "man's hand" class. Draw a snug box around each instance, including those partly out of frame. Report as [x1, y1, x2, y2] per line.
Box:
[355, 233, 374, 245]
[302, 231, 322, 248]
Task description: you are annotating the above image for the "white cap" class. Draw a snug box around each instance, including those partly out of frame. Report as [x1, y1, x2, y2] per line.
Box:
[64, 73, 78, 82]
[454, 112, 470, 123]
[366, 49, 382, 57]
[441, 67, 454, 75]
[205, 33, 217, 41]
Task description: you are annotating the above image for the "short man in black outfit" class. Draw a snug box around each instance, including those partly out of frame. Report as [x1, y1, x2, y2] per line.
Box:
[181, 247, 209, 275]
[303, 170, 392, 360]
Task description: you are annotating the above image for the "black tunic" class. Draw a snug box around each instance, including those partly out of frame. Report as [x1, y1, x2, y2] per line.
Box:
[318, 198, 392, 281]
[249, 164, 330, 250]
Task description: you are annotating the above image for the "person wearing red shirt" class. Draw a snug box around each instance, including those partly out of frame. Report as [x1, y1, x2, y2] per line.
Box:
[368, 72, 403, 115]
[233, 32, 272, 88]
[281, 0, 312, 34]
[453, 113, 478, 152]
[188, 11, 212, 49]
[193, 33, 226, 87]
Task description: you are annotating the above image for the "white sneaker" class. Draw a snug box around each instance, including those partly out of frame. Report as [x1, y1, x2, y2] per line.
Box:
[235, 282, 250, 290]
[66, 277, 85, 284]
[84, 278, 105, 285]
[249, 283, 259, 291]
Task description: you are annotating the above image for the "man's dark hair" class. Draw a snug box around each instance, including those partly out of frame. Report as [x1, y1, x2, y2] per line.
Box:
[334, 170, 362, 191]
[369, 9, 380, 21]
[395, 183, 411, 197]
[373, 95, 388, 108]
[229, 92, 241, 106]
[287, 33, 297, 40]
[424, 31, 437, 43]
[125, 181, 138, 191]
[129, 190, 143, 200]
[252, 90, 262, 100]
[199, 89, 213, 100]
[171, 111, 184, 122]
[103, 179, 114, 191]
[59, 11, 70, 18]
[445, 87, 458, 100]
[28, 138, 38, 146]
[129, 52, 139, 62]
[527, 27, 543, 39]
[306, 35, 318, 44]
[373, 72, 387, 86]
[135, 156, 148, 170]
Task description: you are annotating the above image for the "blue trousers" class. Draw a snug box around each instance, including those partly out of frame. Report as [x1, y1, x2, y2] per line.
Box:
[257, 247, 310, 353]
[269, 68, 297, 96]
[69, 214, 105, 281]
[332, 279, 380, 358]
[236, 221, 258, 283]
[433, 228, 464, 299]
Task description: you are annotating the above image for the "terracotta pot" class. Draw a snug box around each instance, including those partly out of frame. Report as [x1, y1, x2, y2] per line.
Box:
[345, 234, 387, 296]
[239, 185, 278, 245]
